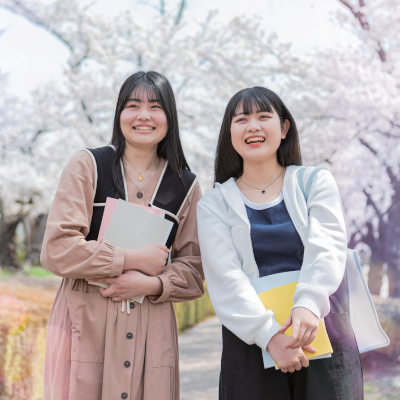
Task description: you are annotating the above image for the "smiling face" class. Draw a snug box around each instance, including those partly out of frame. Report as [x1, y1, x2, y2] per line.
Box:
[119, 87, 168, 150]
[230, 102, 290, 163]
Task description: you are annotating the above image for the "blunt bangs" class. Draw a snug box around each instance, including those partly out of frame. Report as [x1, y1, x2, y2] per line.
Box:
[233, 87, 274, 118]
[121, 77, 163, 111]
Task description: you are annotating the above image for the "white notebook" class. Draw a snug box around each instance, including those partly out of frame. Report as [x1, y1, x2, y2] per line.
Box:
[94, 199, 173, 304]
[103, 199, 173, 250]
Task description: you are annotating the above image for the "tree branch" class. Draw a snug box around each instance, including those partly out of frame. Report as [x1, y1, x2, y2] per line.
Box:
[81, 101, 93, 124]
[359, 137, 397, 186]
[0, 1, 74, 53]
[359, 137, 378, 156]
[338, 0, 369, 29]
[310, 115, 347, 122]
[175, 0, 185, 25]
[363, 189, 384, 222]
[337, 0, 387, 62]
[377, 129, 400, 139]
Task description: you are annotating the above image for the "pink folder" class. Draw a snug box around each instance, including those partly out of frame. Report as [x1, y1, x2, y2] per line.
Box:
[97, 197, 165, 242]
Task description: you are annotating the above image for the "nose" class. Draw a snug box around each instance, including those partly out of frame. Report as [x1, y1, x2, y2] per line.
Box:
[137, 108, 151, 121]
[247, 119, 261, 132]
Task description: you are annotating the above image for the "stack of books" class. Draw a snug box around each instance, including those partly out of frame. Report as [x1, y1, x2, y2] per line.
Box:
[90, 197, 173, 303]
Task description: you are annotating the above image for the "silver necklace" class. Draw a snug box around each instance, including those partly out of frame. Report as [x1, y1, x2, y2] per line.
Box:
[238, 167, 285, 194]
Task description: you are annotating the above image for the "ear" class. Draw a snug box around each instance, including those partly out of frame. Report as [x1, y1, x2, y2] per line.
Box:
[281, 119, 290, 139]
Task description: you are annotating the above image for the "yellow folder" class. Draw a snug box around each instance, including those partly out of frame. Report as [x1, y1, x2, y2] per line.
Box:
[251, 271, 333, 368]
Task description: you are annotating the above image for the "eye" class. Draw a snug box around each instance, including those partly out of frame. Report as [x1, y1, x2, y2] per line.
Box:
[127, 103, 138, 108]
[235, 117, 246, 123]
[260, 115, 271, 119]
[151, 104, 162, 109]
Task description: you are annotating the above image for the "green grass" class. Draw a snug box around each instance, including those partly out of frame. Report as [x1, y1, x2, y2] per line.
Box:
[0, 265, 54, 278]
[0, 269, 14, 277]
[25, 266, 54, 278]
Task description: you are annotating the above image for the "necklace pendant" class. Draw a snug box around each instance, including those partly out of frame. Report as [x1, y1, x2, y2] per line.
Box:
[138, 175, 143, 181]
[261, 190, 266, 194]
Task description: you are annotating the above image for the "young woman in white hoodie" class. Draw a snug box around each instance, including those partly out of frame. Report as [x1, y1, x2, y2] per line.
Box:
[197, 87, 363, 400]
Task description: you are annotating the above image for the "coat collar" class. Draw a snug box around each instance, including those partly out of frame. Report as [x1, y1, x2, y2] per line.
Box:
[216, 177, 250, 229]
[216, 165, 303, 230]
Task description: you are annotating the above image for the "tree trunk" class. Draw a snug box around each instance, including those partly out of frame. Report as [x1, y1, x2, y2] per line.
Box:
[383, 184, 400, 297]
[0, 218, 23, 272]
[368, 260, 385, 295]
[387, 262, 400, 298]
[24, 213, 48, 266]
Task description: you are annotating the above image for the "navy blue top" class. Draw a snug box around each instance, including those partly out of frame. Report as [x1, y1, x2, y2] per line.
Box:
[243, 193, 304, 278]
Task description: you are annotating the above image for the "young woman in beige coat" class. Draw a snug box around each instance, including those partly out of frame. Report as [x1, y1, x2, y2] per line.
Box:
[41, 71, 204, 400]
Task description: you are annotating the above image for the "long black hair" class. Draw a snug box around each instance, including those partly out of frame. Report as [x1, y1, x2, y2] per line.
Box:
[111, 71, 190, 198]
[214, 87, 302, 185]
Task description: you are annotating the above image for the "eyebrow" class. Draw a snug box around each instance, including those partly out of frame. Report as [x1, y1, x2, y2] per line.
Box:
[233, 110, 271, 116]
[126, 97, 161, 103]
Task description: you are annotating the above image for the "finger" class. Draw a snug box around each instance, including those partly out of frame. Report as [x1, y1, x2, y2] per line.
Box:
[303, 327, 318, 347]
[158, 245, 171, 253]
[281, 368, 288, 373]
[294, 326, 312, 348]
[100, 286, 117, 298]
[291, 318, 301, 340]
[295, 362, 302, 371]
[302, 344, 317, 354]
[90, 277, 116, 284]
[112, 297, 122, 302]
[284, 337, 298, 349]
[300, 353, 309, 368]
[285, 336, 304, 349]
[295, 323, 308, 343]
[288, 366, 295, 373]
[278, 315, 292, 333]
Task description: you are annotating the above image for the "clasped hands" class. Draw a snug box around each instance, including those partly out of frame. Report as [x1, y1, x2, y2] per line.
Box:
[267, 307, 319, 374]
[89, 244, 170, 301]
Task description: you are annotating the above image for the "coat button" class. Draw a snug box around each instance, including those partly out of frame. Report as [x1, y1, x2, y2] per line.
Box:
[130, 302, 135, 309]
[137, 192, 143, 199]
[121, 393, 128, 399]
[124, 361, 131, 368]
[126, 332, 133, 339]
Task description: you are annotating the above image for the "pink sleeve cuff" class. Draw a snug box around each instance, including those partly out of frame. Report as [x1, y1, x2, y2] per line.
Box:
[148, 273, 171, 303]
[110, 246, 125, 277]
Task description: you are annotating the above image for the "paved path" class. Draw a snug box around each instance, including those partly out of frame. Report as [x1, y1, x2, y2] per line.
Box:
[179, 316, 222, 400]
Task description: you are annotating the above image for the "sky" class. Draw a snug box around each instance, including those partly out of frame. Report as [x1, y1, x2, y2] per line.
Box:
[0, 0, 351, 95]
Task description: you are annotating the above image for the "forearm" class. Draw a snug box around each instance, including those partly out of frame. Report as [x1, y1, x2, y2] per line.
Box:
[41, 235, 125, 279]
[149, 258, 204, 303]
[147, 276, 163, 296]
[293, 170, 347, 319]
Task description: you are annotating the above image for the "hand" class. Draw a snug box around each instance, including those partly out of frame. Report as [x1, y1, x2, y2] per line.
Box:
[267, 333, 315, 373]
[278, 307, 320, 350]
[89, 270, 162, 301]
[124, 244, 170, 276]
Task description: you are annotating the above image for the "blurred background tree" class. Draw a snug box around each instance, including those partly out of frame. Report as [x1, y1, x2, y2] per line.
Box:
[0, 0, 399, 298]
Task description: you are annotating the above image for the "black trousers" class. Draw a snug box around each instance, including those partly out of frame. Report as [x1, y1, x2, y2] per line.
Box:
[219, 287, 364, 400]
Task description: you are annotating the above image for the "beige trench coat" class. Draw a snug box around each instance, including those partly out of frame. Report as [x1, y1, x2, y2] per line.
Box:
[41, 151, 204, 400]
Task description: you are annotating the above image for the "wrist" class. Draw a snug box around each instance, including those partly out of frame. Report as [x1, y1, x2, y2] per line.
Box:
[267, 332, 284, 352]
[145, 276, 163, 296]
[123, 249, 140, 271]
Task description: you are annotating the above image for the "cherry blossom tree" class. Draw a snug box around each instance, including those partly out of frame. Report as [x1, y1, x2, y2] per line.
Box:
[0, 71, 53, 270]
[303, 0, 400, 296]
[0, 0, 307, 269]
